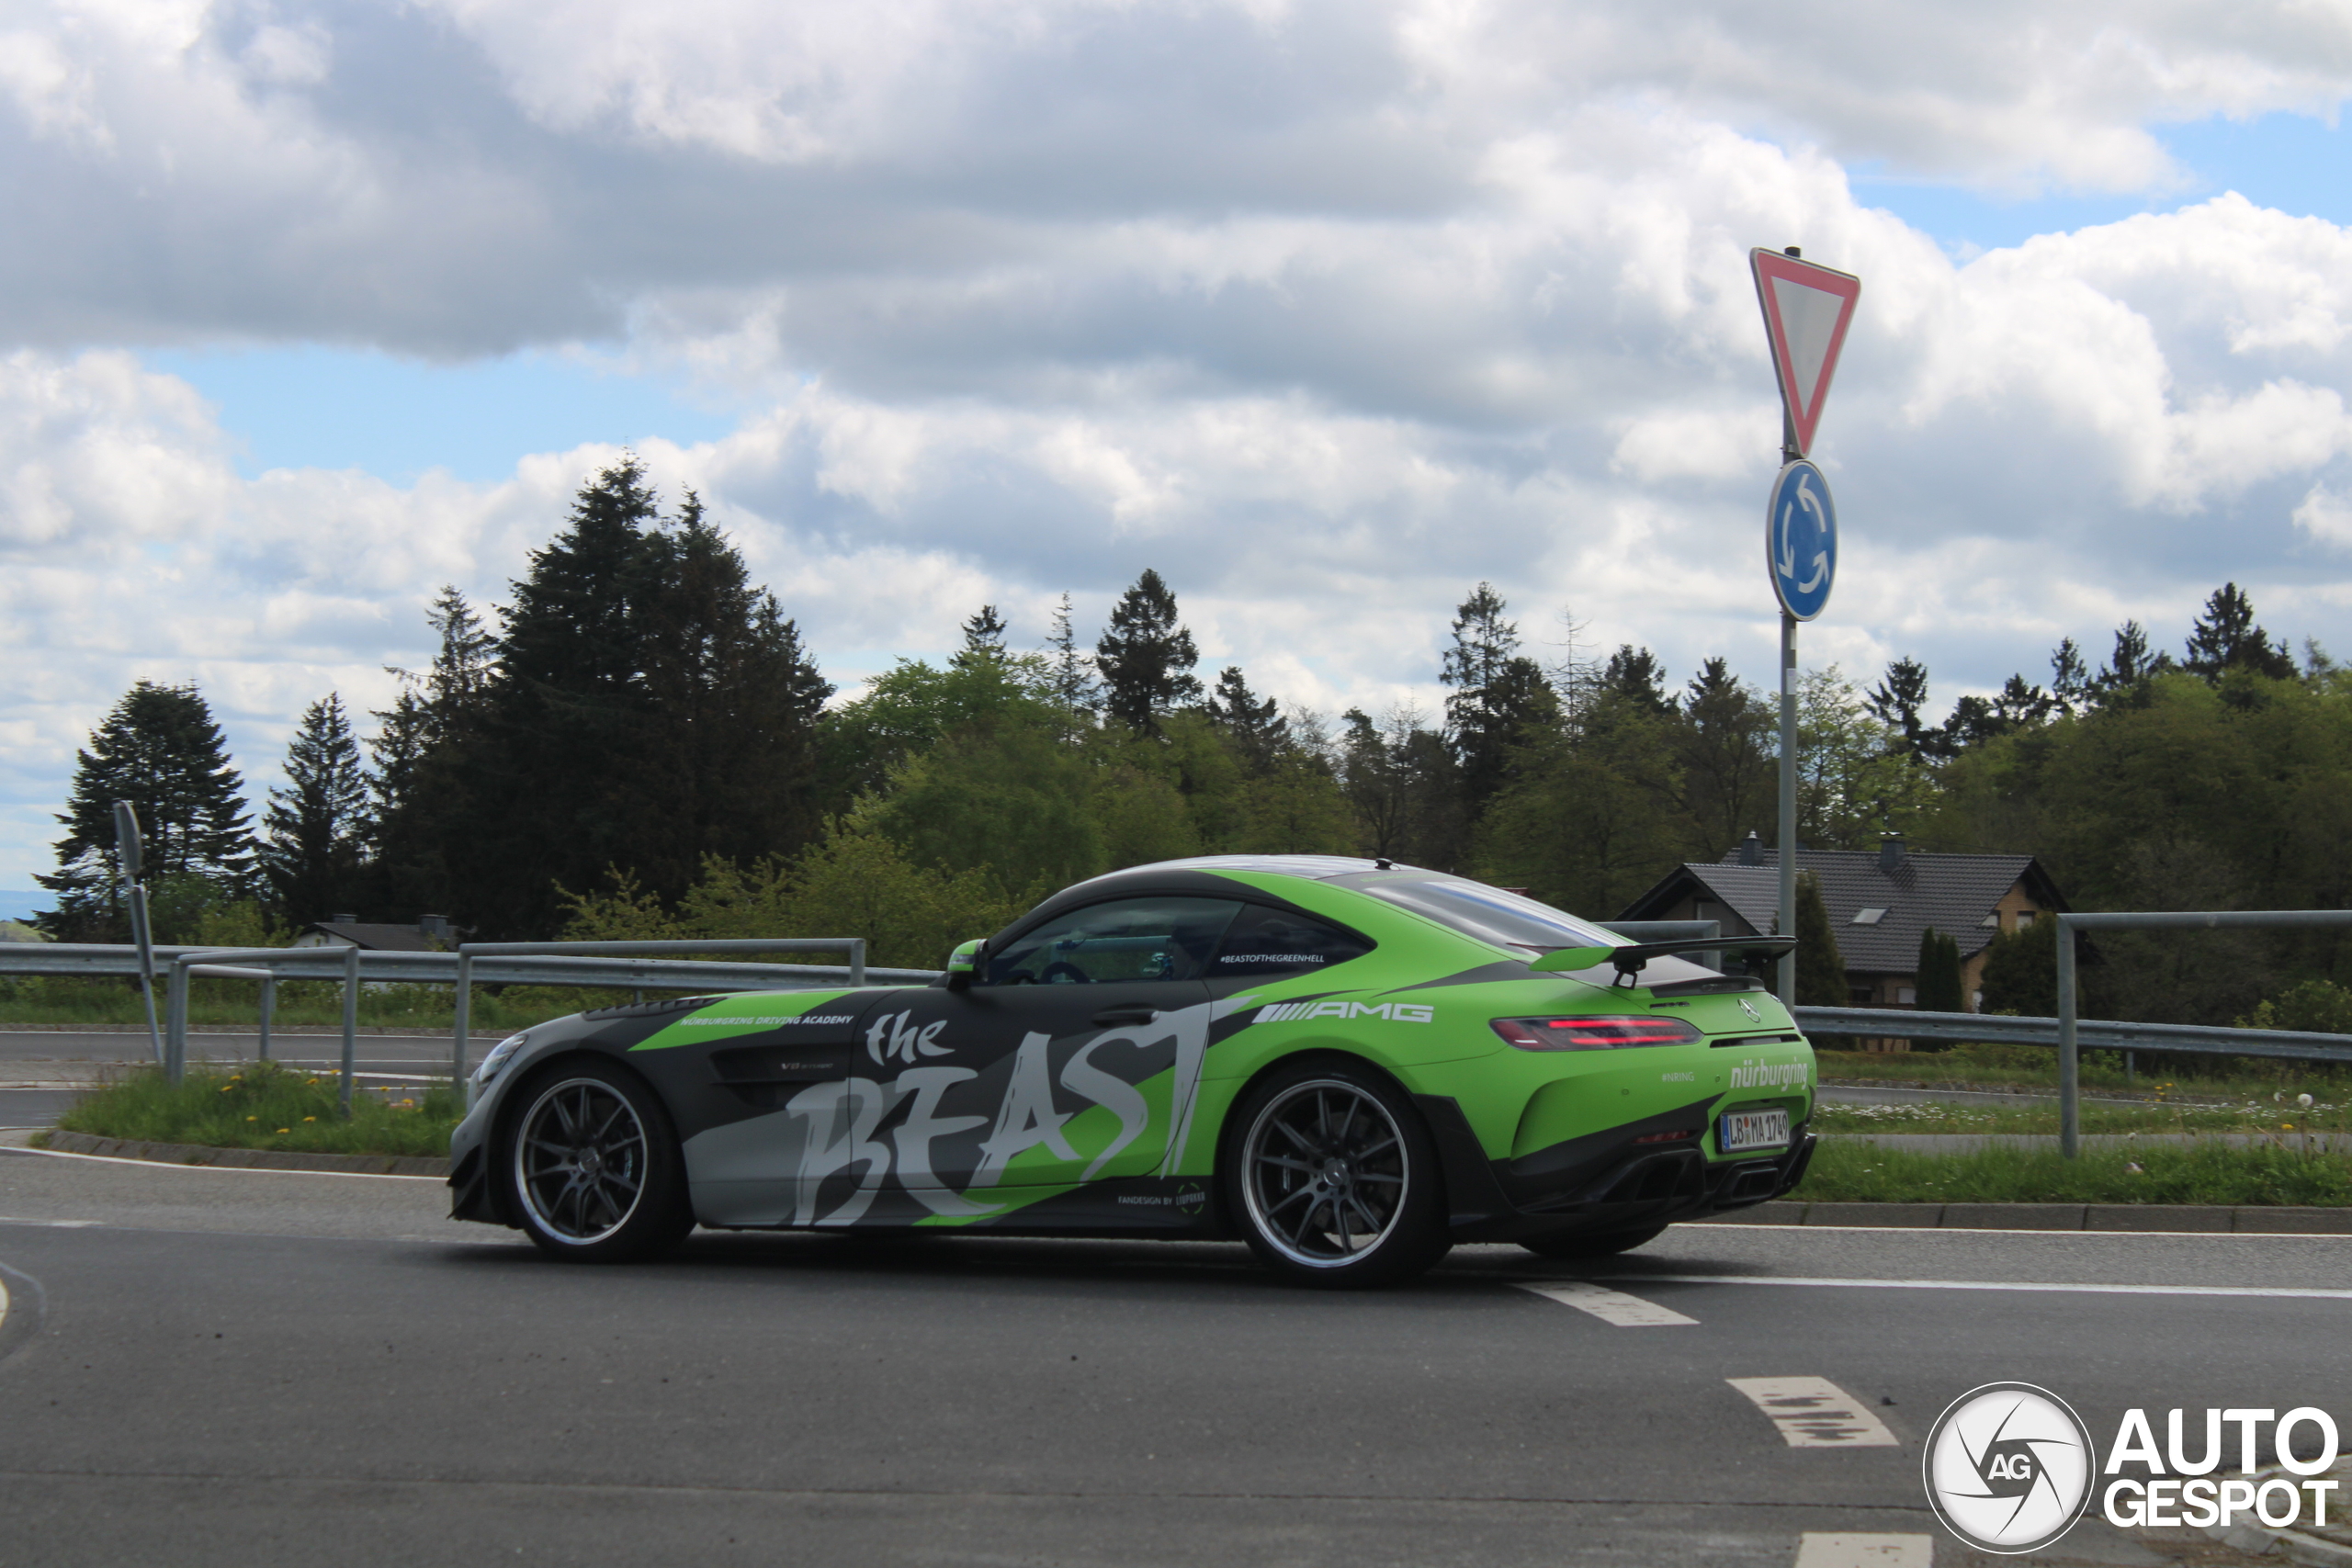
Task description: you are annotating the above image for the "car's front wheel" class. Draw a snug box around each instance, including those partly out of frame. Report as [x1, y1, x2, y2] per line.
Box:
[502, 1061, 694, 1263]
[1223, 1060, 1451, 1289]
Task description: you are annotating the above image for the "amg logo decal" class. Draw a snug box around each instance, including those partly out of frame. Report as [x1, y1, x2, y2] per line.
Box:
[1728, 1059, 1809, 1090]
[1255, 1000, 1434, 1024]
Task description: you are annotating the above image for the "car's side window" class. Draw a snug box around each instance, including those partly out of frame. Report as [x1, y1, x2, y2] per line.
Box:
[1208, 903, 1374, 978]
[985, 897, 1244, 986]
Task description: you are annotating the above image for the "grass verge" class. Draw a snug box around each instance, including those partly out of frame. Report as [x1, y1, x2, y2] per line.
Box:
[1812, 1097, 2348, 1136]
[54, 1061, 464, 1157]
[1794, 1136, 2352, 1206]
[1815, 1045, 2352, 1104]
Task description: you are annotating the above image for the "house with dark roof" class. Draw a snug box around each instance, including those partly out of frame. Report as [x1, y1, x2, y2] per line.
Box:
[292, 915, 459, 953]
[1616, 832, 2067, 1010]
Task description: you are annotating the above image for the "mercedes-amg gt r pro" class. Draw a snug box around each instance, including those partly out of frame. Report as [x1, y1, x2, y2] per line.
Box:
[447, 855, 1815, 1287]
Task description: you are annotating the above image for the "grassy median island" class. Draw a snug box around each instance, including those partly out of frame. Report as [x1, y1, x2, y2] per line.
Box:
[51, 1062, 464, 1158]
[1793, 1136, 2352, 1206]
[1811, 1097, 2349, 1136]
[1815, 1044, 2352, 1104]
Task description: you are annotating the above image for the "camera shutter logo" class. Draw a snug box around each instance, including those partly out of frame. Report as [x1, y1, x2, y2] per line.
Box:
[1923, 1382, 2094, 1554]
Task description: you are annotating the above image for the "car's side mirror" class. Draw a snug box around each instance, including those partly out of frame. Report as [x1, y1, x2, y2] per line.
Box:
[945, 938, 986, 990]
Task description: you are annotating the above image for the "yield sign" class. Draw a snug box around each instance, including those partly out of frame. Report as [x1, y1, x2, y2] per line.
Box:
[1749, 249, 1860, 457]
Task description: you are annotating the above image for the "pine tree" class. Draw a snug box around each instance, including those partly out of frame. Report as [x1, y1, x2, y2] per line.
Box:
[1207, 666, 1288, 773]
[1915, 928, 1964, 1013]
[2184, 582, 2295, 682]
[1678, 659, 1775, 863]
[368, 586, 497, 921]
[627, 491, 833, 899]
[37, 681, 255, 940]
[1792, 871, 1848, 1007]
[1043, 592, 1099, 724]
[428, 461, 834, 937]
[1095, 570, 1201, 731]
[953, 604, 1010, 671]
[262, 694, 370, 928]
[1339, 704, 1464, 869]
[2048, 638, 2091, 715]
[1595, 645, 1673, 715]
[1441, 584, 1558, 811]
[1865, 657, 1936, 756]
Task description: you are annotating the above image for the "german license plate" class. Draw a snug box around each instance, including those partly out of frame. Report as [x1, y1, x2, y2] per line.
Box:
[1720, 1109, 1791, 1153]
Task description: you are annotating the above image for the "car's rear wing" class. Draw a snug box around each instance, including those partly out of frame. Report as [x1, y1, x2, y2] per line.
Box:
[1533, 935, 1797, 987]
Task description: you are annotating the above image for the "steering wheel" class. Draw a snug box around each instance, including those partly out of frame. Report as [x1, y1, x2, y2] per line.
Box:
[1040, 962, 1090, 985]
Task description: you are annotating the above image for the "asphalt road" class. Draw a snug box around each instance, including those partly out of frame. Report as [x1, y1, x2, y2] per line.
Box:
[0, 1145, 2337, 1567]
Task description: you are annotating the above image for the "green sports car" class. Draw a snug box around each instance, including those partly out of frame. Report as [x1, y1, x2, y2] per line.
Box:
[447, 854, 1815, 1287]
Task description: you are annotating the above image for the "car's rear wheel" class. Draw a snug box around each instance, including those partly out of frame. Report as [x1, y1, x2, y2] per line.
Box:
[1517, 1224, 1668, 1260]
[503, 1061, 694, 1263]
[1224, 1060, 1451, 1289]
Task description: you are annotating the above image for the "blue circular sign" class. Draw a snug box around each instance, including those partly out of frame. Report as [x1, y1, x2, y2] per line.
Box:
[1767, 459, 1837, 620]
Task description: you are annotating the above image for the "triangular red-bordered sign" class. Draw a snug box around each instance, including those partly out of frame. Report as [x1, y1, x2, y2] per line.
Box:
[1750, 249, 1860, 457]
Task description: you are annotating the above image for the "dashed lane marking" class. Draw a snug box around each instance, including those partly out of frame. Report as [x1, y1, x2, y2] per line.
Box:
[0, 1218, 102, 1227]
[1727, 1377, 1900, 1448]
[1792, 1533, 1931, 1567]
[1607, 1272, 2352, 1302]
[1514, 1280, 1697, 1325]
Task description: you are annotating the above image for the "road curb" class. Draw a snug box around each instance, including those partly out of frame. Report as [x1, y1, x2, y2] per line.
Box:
[34, 1128, 450, 1178]
[1706, 1200, 2352, 1232]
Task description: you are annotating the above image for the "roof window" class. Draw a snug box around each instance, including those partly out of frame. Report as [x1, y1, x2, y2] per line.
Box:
[1850, 908, 1887, 925]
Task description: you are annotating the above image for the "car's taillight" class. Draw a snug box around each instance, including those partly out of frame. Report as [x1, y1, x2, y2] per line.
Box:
[1488, 1015, 1702, 1051]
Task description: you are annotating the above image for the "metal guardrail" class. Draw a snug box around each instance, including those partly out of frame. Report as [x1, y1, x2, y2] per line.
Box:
[449, 938, 874, 1085]
[0, 943, 221, 976]
[1796, 1006, 2352, 1064]
[55, 939, 941, 1110]
[2057, 909, 2352, 1156]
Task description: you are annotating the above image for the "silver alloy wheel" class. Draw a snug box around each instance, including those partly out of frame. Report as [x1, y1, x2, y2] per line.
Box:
[1238, 1077, 1410, 1269]
[514, 1077, 650, 1245]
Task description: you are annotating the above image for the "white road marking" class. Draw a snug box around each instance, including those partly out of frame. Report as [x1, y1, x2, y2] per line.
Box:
[0, 1217, 102, 1227]
[1792, 1533, 1931, 1567]
[0, 1274, 8, 1336]
[1515, 1280, 1698, 1325]
[1, 1146, 442, 1181]
[1727, 1377, 1900, 1448]
[1683, 1220, 2352, 1240]
[1608, 1272, 2352, 1302]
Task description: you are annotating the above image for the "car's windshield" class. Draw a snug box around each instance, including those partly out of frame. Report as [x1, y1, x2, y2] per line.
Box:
[1331, 872, 1622, 954]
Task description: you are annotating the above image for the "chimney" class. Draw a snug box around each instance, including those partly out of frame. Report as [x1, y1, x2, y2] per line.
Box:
[419, 914, 452, 940]
[1738, 830, 1764, 867]
[333, 912, 357, 923]
[1879, 832, 1906, 873]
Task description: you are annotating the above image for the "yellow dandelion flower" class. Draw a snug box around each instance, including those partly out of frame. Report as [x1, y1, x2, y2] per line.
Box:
[302, 1115, 316, 1122]
[275, 1128, 289, 1134]
[245, 1115, 258, 1122]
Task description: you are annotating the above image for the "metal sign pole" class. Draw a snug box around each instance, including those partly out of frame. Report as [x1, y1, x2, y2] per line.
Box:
[2056, 915, 2080, 1158]
[1778, 611, 1799, 1007]
[1774, 402, 1802, 1010]
[340, 943, 360, 1115]
[112, 801, 164, 1068]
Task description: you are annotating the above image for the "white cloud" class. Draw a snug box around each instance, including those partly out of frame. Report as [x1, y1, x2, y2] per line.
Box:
[4, 0, 2352, 886]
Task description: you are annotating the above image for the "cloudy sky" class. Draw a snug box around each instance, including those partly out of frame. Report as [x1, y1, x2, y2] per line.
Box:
[6, 0, 2352, 898]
